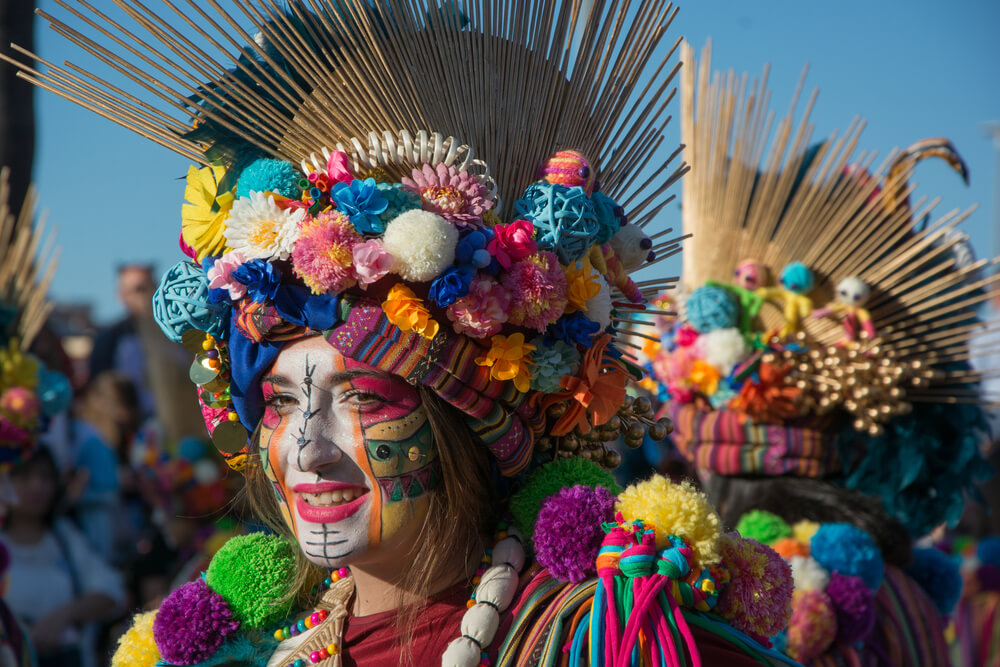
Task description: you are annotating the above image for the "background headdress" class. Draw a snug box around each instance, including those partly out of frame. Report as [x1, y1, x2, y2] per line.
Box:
[5, 1, 687, 477]
[656, 41, 999, 537]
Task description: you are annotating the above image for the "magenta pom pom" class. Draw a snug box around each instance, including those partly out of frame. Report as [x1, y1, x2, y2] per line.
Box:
[153, 579, 239, 665]
[825, 572, 875, 644]
[786, 589, 837, 662]
[715, 533, 794, 645]
[533, 484, 616, 582]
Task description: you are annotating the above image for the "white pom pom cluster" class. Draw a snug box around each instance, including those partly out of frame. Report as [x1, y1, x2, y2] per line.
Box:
[441, 530, 525, 666]
[790, 555, 830, 591]
[698, 327, 748, 375]
[382, 209, 459, 282]
[584, 279, 613, 328]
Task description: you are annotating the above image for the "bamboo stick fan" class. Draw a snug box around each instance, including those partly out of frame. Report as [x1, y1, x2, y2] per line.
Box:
[3, 0, 687, 225]
[0, 168, 59, 350]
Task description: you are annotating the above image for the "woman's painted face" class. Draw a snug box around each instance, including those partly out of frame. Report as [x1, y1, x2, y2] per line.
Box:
[259, 336, 437, 569]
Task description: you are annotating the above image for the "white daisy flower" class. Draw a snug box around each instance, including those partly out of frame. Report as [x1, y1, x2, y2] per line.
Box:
[223, 191, 304, 260]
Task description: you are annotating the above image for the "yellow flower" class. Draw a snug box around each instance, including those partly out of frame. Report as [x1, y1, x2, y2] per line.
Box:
[383, 284, 439, 339]
[475, 333, 535, 392]
[0, 340, 38, 392]
[689, 360, 720, 395]
[564, 257, 602, 313]
[182, 165, 235, 262]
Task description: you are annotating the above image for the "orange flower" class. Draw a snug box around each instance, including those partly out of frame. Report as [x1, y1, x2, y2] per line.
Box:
[539, 334, 629, 436]
[689, 360, 720, 395]
[382, 284, 439, 340]
[475, 333, 535, 392]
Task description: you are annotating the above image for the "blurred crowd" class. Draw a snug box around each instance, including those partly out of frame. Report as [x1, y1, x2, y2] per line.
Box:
[0, 264, 244, 667]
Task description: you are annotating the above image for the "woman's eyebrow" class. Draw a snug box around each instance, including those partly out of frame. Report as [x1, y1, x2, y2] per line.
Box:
[261, 369, 386, 389]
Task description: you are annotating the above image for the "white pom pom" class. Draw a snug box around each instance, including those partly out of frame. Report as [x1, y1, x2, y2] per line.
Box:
[584, 278, 613, 328]
[193, 459, 220, 484]
[476, 564, 519, 610]
[492, 536, 526, 572]
[460, 603, 500, 646]
[441, 636, 481, 666]
[697, 327, 748, 375]
[609, 222, 650, 271]
[790, 555, 830, 591]
[382, 209, 459, 282]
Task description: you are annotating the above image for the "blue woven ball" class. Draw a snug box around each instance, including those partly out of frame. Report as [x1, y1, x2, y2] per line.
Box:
[686, 285, 740, 333]
[590, 191, 625, 245]
[513, 183, 599, 263]
[236, 158, 302, 199]
[153, 261, 229, 343]
[810, 523, 884, 591]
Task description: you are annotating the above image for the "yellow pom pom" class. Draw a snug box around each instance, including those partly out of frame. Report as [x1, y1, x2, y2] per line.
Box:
[793, 520, 820, 545]
[615, 475, 722, 568]
[111, 610, 161, 667]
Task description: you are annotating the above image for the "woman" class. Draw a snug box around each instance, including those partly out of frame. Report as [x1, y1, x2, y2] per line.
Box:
[12, 2, 806, 666]
[1, 448, 125, 667]
[646, 41, 996, 665]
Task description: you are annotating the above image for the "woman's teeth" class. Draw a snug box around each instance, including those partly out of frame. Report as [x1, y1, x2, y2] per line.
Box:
[301, 489, 364, 506]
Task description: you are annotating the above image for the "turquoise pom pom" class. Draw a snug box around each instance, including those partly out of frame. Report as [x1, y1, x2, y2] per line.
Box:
[153, 262, 229, 343]
[513, 183, 599, 263]
[37, 369, 72, 417]
[810, 523, 884, 591]
[236, 158, 302, 199]
[686, 285, 740, 333]
[590, 191, 624, 245]
[904, 547, 962, 616]
[780, 261, 814, 294]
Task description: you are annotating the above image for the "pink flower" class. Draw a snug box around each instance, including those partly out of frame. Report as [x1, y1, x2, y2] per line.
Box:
[207, 251, 248, 300]
[327, 150, 353, 185]
[0, 387, 39, 425]
[446, 277, 511, 338]
[291, 210, 362, 294]
[501, 251, 568, 332]
[675, 323, 700, 347]
[352, 240, 393, 288]
[401, 162, 493, 225]
[488, 219, 538, 269]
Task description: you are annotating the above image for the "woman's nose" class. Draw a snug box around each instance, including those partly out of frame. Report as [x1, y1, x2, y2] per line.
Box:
[292, 420, 346, 473]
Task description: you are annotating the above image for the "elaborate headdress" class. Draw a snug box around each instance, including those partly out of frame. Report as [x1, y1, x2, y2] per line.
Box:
[7, 1, 686, 478]
[0, 168, 70, 469]
[651, 41, 998, 537]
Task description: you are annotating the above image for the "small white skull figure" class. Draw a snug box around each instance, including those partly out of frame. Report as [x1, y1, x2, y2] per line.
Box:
[836, 277, 871, 307]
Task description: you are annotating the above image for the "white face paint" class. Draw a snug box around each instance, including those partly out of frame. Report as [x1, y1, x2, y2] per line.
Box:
[259, 336, 436, 570]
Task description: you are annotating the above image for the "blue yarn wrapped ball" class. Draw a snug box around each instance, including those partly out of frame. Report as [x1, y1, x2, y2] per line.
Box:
[779, 262, 814, 294]
[686, 285, 740, 333]
[590, 191, 625, 245]
[810, 523, 884, 591]
[236, 158, 302, 200]
[904, 547, 962, 616]
[513, 183, 599, 263]
[153, 261, 229, 343]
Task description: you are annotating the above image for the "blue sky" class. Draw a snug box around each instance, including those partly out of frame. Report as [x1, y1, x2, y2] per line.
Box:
[29, 0, 1000, 323]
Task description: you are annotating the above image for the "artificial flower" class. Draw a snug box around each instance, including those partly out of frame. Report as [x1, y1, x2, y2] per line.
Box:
[455, 228, 494, 270]
[545, 312, 601, 348]
[383, 284, 439, 339]
[0, 417, 30, 448]
[488, 219, 537, 268]
[0, 387, 39, 426]
[0, 340, 38, 391]
[352, 240, 393, 287]
[564, 257, 602, 313]
[223, 191, 304, 261]
[291, 210, 362, 294]
[376, 182, 421, 225]
[674, 323, 699, 347]
[475, 333, 535, 392]
[331, 178, 389, 234]
[689, 360, 721, 396]
[231, 259, 282, 303]
[502, 251, 568, 331]
[729, 362, 803, 421]
[540, 334, 627, 435]
[182, 165, 235, 262]
[401, 162, 493, 225]
[446, 276, 510, 338]
[325, 150, 353, 186]
[429, 266, 474, 308]
[206, 250, 249, 301]
[529, 339, 581, 393]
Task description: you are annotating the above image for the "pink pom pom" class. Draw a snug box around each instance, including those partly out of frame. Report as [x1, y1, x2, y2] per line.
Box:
[715, 533, 794, 645]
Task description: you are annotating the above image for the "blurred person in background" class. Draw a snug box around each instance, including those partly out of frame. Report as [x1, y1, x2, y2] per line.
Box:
[88, 264, 157, 418]
[0, 447, 124, 667]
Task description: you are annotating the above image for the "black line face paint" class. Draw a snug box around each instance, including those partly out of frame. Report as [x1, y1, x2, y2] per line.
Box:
[259, 336, 436, 570]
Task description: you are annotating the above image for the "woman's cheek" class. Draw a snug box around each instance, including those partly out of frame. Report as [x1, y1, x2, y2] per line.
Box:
[262, 419, 296, 533]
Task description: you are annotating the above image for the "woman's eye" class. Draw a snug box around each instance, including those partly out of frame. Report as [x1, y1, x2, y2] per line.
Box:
[342, 391, 384, 408]
[264, 394, 298, 413]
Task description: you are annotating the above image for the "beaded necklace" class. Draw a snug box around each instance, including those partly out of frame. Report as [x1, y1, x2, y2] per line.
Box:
[275, 525, 525, 667]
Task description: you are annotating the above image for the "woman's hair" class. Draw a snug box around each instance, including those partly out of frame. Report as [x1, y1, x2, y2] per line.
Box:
[8, 446, 63, 528]
[703, 474, 913, 567]
[243, 384, 502, 630]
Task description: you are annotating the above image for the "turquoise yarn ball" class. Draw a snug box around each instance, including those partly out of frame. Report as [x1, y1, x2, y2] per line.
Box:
[686, 285, 739, 333]
[590, 191, 625, 245]
[236, 158, 302, 199]
[153, 261, 229, 343]
[780, 261, 814, 294]
[513, 183, 599, 263]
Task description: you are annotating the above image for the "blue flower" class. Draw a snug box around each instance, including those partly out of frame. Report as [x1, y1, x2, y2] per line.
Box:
[545, 312, 601, 347]
[429, 266, 474, 308]
[332, 178, 389, 234]
[232, 259, 281, 303]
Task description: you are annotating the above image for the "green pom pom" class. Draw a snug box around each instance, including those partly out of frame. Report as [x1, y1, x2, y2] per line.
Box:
[511, 457, 621, 541]
[736, 510, 792, 545]
[205, 533, 297, 628]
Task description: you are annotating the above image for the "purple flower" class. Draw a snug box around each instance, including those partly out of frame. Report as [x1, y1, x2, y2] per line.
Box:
[332, 178, 388, 234]
[232, 259, 281, 303]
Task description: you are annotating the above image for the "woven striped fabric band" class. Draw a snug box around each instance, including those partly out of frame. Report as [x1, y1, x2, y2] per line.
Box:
[668, 403, 840, 478]
[327, 296, 544, 477]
